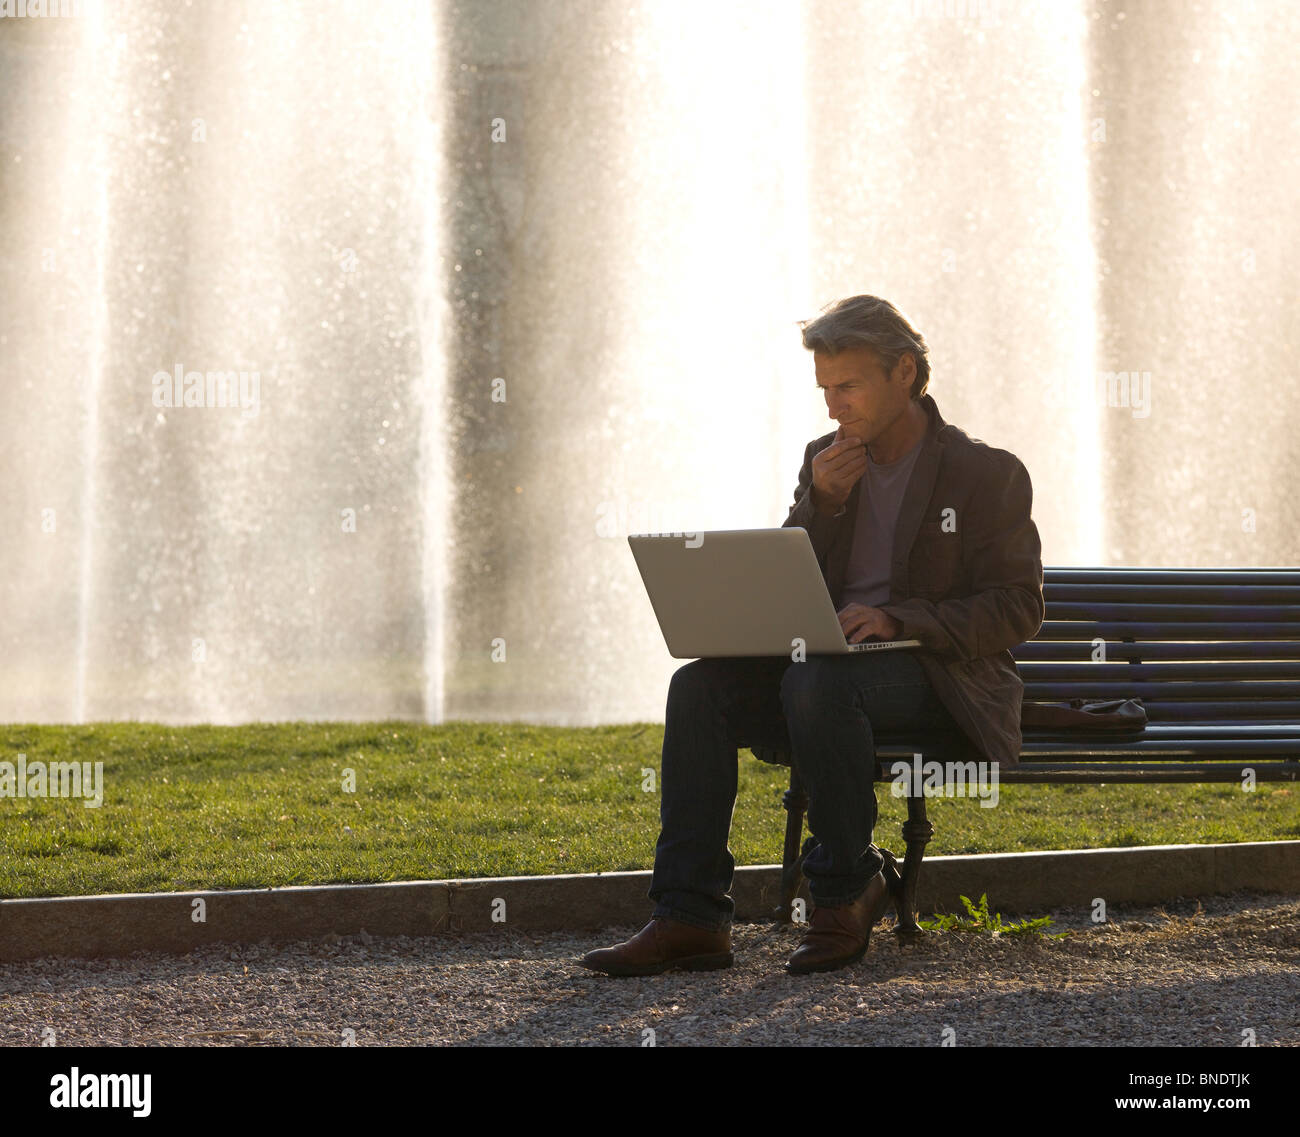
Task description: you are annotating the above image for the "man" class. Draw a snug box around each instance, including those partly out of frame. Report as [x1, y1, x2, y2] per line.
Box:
[580, 294, 1044, 976]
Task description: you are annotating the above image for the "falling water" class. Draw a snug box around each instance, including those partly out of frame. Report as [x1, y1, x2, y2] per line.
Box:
[71, 0, 115, 723]
[412, 4, 450, 732]
[2, 1, 1297, 726]
[3, 1, 448, 723]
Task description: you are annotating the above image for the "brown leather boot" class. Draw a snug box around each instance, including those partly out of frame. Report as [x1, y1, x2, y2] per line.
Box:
[785, 870, 892, 975]
[579, 917, 733, 977]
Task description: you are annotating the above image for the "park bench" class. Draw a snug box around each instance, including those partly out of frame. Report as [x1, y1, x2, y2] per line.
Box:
[753, 566, 1300, 930]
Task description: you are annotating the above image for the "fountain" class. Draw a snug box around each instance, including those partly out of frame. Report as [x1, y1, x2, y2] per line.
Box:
[1, 0, 1296, 726]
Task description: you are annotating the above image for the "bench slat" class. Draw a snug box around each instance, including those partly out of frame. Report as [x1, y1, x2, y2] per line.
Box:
[1015, 641, 1300, 660]
[1045, 582, 1300, 603]
[873, 734, 1300, 756]
[874, 724, 1300, 745]
[1027, 723, 1300, 738]
[1016, 738, 1297, 756]
[1030, 621, 1300, 640]
[1118, 700, 1300, 720]
[1020, 679, 1300, 700]
[996, 764, 1299, 784]
[1039, 601, 1300, 622]
[1044, 567, 1300, 585]
[1019, 660, 1300, 681]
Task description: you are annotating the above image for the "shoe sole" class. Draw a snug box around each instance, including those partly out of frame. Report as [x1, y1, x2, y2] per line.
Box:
[578, 951, 734, 978]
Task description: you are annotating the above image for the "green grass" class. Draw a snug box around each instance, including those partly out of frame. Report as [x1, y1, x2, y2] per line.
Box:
[1, 721, 1296, 899]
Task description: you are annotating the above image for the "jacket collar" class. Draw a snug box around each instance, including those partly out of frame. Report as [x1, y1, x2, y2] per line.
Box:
[915, 391, 947, 441]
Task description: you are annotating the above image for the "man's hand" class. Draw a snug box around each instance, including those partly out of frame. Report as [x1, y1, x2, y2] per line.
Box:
[811, 425, 867, 513]
[837, 603, 903, 644]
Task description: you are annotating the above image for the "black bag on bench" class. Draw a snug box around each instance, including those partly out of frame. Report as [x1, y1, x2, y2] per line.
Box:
[1020, 696, 1147, 731]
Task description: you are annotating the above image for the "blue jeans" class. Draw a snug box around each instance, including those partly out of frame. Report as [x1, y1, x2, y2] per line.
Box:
[648, 651, 966, 931]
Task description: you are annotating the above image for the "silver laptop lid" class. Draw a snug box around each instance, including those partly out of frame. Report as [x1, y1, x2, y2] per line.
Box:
[628, 527, 908, 658]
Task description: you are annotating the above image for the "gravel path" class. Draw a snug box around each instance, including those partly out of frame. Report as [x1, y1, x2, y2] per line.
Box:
[2, 892, 1296, 1046]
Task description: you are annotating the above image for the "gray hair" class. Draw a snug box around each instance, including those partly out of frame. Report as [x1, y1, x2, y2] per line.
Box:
[797, 295, 931, 399]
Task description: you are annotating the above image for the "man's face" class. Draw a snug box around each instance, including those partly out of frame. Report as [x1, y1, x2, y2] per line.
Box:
[814, 347, 913, 442]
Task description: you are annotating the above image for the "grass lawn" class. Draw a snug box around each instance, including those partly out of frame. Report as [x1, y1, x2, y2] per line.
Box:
[1, 721, 1297, 899]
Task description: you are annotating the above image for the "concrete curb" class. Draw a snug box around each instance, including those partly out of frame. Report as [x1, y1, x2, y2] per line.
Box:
[2, 840, 1297, 963]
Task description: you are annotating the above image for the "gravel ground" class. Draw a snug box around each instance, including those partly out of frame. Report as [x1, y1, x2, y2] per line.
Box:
[1, 891, 1296, 1047]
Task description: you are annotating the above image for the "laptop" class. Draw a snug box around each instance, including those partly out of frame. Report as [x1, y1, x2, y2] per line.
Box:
[628, 527, 924, 659]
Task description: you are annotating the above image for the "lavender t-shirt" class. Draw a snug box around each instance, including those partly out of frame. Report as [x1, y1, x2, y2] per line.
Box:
[838, 434, 925, 610]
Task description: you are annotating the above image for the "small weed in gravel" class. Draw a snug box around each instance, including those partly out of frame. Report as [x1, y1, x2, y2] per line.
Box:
[918, 893, 1069, 939]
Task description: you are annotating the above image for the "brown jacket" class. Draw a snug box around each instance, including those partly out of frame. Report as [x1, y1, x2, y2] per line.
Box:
[782, 393, 1044, 770]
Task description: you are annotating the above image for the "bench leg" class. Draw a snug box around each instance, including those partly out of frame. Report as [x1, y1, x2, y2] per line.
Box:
[892, 792, 934, 936]
[777, 766, 807, 922]
[778, 768, 935, 931]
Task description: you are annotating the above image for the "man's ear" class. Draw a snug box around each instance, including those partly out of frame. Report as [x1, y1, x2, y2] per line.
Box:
[895, 352, 916, 386]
